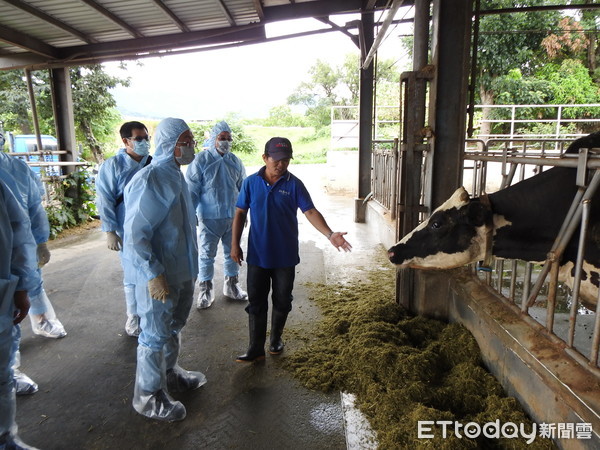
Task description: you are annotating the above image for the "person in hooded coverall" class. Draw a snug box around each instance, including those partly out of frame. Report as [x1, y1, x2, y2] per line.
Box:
[185, 121, 247, 309]
[0, 176, 40, 450]
[123, 117, 206, 422]
[96, 121, 152, 337]
[0, 133, 65, 396]
[0, 145, 64, 340]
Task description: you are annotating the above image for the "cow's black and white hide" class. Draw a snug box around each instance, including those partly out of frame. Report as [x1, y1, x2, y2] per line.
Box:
[388, 131, 600, 309]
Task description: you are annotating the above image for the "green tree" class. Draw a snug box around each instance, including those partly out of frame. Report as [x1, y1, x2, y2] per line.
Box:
[264, 105, 307, 127]
[287, 53, 400, 129]
[476, 0, 561, 136]
[0, 64, 129, 162]
[70, 65, 128, 163]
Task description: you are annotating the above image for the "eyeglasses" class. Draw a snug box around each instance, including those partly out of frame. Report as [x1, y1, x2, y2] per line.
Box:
[176, 140, 197, 148]
[128, 135, 150, 142]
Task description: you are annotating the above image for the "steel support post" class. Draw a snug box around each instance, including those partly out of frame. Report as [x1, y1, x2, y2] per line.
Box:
[355, 11, 374, 223]
[49, 67, 77, 175]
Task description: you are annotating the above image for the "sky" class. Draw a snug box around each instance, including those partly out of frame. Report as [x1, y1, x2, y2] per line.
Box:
[103, 10, 413, 122]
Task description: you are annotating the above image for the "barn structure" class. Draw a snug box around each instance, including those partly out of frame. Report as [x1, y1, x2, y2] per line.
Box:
[2, 1, 600, 448]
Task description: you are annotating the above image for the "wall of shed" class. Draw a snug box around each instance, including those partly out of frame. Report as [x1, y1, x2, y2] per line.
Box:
[413, 269, 600, 449]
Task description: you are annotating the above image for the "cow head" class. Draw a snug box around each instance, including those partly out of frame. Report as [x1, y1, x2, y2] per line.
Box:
[388, 187, 492, 269]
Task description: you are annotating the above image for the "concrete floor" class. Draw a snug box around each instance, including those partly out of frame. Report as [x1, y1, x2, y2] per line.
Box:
[15, 166, 383, 450]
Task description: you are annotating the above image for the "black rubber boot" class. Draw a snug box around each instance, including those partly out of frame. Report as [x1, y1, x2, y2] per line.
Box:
[269, 309, 288, 355]
[236, 313, 267, 362]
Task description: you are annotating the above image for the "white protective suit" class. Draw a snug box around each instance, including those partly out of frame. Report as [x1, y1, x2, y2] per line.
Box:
[123, 117, 205, 422]
[185, 121, 247, 308]
[0, 177, 40, 450]
[95, 148, 151, 336]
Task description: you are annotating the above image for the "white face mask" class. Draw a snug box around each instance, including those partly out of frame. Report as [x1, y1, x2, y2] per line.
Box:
[217, 140, 231, 153]
[133, 140, 150, 156]
[175, 145, 195, 165]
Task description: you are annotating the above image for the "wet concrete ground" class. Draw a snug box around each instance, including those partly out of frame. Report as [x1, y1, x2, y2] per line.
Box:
[15, 165, 384, 450]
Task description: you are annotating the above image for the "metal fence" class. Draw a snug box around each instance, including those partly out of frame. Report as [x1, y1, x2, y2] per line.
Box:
[371, 139, 399, 218]
[473, 103, 600, 140]
[463, 138, 600, 374]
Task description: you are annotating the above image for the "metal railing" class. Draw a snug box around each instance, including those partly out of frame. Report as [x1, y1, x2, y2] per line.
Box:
[7, 150, 89, 181]
[464, 138, 600, 374]
[473, 103, 600, 140]
[371, 139, 399, 219]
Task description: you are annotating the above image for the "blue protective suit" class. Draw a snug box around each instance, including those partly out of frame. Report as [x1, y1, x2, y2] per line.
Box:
[96, 148, 151, 239]
[0, 153, 48, 310]
[185, 121, 246, 281]
[123, 118, 201, 419]
[95, 149, 151, 318]
[0, 177, 39, 444]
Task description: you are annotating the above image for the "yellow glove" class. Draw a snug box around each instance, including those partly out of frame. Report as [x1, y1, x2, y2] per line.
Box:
[148, 274, 169, 303]
[106, 231, 122, 251]
[36, 242, 51, 267]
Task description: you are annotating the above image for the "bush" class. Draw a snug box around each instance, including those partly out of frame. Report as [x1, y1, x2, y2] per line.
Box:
[45, 168, 96, 238]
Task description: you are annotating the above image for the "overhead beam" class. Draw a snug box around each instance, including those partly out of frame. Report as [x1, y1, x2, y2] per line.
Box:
[78, 0, 144, 38]
[215, 0, 237, 27]
[263, 0, 387, 22]
[3, 0, 98, 44]
[479, 2, 600, 15]
[0, 17, 415, 71]
[316, 17, 359, 47]
[152, 0, 190, 33]
[59, 25, 266, 61]
[0, 24, 60, 58]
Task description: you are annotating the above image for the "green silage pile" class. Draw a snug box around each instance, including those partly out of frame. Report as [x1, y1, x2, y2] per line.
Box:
[284, 261, 555, 449]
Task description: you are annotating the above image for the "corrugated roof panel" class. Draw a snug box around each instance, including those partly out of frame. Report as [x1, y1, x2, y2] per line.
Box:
[96, 0, 176, 31]
[227, 0, 262, 24]
[0, 2, 89, 51]
[23, 0, 125, 43]
[165, 0, 234, 30]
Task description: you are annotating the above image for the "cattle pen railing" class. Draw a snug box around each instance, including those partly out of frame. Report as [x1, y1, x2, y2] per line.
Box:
[371, 138, 399, 219]
[463, 138, 600, 375]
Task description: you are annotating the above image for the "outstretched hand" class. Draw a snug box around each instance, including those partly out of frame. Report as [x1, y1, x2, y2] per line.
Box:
[329, 232, 352, 252]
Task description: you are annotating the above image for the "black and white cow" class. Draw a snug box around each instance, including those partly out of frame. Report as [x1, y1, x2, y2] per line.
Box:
[388, 131, 600, 308]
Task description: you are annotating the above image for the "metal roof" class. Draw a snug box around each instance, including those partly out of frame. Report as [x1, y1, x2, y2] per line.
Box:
[0, 0, 397, 70]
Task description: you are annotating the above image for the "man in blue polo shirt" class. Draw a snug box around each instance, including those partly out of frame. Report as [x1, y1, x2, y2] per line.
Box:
[231, 137, 352, 362]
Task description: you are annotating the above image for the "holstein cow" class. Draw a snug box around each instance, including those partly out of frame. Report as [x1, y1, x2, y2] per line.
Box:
[388, 131, 600, 309]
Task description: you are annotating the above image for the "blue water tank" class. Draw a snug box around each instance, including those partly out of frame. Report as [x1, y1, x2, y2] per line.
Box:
[11, 134, 60, 177]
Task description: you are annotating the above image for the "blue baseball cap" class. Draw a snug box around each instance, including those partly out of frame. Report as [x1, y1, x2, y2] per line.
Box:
[264, 137, 293, 161]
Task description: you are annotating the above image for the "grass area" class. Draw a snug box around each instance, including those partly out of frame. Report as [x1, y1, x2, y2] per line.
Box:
[238, 125, 331, 166]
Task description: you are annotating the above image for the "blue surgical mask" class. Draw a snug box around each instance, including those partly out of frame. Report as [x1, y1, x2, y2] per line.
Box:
[175, 145, 195, 165]
[133, 139, 150, 156]
[217, 140, 231, 154]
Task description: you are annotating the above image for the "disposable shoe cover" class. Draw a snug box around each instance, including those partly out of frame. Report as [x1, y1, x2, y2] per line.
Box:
[223, 276, 248, 301]
[13, 370, 38, 396]
[133, 389, 186, 422]
[32, 318, 66, 339]
[196, 281, 214, 309]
